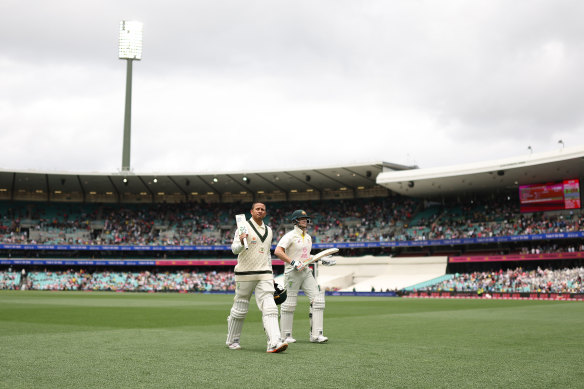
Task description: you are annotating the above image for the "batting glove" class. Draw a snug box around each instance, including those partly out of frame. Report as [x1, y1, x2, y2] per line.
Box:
[291, 260, 305, 271]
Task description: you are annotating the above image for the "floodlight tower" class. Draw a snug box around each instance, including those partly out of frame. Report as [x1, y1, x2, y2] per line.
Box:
[118, 20, 143, 172]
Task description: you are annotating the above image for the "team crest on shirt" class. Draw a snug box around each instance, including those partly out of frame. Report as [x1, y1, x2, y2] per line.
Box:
[250, 236, 257, 244]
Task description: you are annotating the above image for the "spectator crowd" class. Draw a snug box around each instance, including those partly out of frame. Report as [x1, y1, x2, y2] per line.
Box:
[2, 266, 583, 294]
[0, 269, 235, 292]
[0, 198, 583, 251]
[423, 266, 584, 294]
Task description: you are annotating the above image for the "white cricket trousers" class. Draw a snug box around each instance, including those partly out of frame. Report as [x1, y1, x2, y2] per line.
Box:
[226, 279, 281, 348]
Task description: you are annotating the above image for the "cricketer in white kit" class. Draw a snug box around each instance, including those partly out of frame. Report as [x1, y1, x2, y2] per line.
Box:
[226, 202, 288, 353]
[274, 209, 328, 344]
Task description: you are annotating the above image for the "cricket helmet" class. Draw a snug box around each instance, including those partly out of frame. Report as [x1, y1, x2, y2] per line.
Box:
[274, 282, 287, 305]
[290, 209, 310, 224]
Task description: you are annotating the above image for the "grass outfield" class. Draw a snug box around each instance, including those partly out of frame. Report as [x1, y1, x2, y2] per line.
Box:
[1, 292, 583, 389]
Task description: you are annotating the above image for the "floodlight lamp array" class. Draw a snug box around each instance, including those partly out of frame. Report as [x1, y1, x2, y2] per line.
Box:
[119, 20, 143, 60]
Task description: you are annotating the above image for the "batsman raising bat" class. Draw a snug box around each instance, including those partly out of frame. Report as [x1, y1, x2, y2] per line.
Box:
[226, 202, 288, 353]
[275, 209, 335, 344]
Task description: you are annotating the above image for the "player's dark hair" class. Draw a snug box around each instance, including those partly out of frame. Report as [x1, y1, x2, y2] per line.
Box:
[251, 202, 266, 210]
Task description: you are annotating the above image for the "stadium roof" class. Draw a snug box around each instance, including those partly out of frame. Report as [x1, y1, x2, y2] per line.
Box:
[4, 146, 583, 200]
[0, 161, 413, 200]
[377, 145, 584, 197]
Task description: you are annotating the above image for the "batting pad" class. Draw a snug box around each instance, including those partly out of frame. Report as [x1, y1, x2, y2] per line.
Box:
[226, 299, 248, 345]
[312, 292, 325, 310]
[263, 313, 281, 347]
[280, 293, 297, 339]
[311, 292, 325, 337]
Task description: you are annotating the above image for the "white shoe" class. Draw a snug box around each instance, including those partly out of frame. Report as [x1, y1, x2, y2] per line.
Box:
[283, 336, 296, 343]
[228, 342, 241, 350]
[267, 341, 288, 353]
[310, 335, 328, 343]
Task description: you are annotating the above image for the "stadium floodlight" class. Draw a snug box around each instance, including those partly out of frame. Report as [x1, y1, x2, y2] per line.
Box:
[119, 20, 143, 172]
[119, 21, 143, 60]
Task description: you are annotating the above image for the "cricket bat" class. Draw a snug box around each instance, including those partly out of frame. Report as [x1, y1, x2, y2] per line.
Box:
[302, 248, 339, 267]
[235, 214, 249, 250]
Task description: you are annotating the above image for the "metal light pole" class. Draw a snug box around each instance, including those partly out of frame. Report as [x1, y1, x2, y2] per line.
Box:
[118, 20, 143, 172]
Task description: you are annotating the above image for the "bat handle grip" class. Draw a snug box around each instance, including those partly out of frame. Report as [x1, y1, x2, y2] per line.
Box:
[243, 237, 249, 250]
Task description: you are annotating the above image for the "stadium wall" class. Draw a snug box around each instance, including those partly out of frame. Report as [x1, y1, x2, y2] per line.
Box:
[318, 256, 448, 292]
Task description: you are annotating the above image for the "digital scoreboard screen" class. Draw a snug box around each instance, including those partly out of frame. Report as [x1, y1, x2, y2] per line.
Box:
[519, 179, 581, 213]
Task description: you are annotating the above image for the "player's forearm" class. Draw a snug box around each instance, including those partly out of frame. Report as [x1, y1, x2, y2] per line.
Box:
[274, 247, 292, 264]
[231, 233, 244, 254]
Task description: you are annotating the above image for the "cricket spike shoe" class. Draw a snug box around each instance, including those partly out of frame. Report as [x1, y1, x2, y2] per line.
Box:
[227, 342, 241, 350]
[310, 335, 328, 343]
[283, 336, 296, 344]
[266, 341, 288, 353]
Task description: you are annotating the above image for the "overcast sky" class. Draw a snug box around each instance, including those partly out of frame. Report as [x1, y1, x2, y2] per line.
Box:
[1, 0, 583, 174]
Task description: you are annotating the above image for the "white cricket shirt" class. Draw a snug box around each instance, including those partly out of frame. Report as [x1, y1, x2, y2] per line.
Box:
[231, 217, 274, 281]
[276, 225, 312, 274]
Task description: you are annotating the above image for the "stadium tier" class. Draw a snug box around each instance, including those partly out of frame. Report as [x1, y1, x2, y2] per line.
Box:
[1, 193, 583, 298]
[1, 197, 584, 249]
[1, 154, 584, 298]
[1, 267, 581, 298]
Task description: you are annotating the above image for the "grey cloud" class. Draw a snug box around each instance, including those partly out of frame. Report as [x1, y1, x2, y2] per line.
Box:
[1, 0, 584, 173]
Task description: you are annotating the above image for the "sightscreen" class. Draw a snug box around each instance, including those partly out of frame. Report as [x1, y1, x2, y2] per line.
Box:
[519, 179, 581, 213]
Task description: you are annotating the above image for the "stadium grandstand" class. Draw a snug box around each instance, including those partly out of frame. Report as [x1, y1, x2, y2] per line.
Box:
[1, 146, 584, 300]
